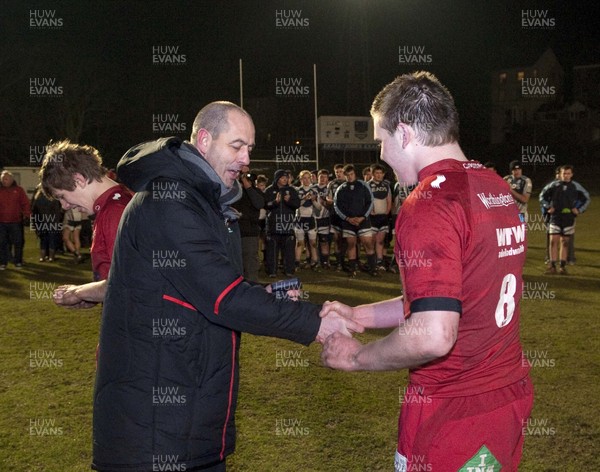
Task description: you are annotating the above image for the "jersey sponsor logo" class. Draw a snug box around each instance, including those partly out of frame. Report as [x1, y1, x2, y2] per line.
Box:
[431, 175, 446, 189]
[477, 192, 514, 209]
[496, 224, 525, 246]
[458, 445, 501, 471]
[496, 223, 526, 258]
[113, 193, 122, 200]
[463, 161, 484, 169]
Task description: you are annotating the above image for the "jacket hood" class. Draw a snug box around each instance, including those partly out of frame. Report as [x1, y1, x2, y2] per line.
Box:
[117, 137, 243, 220]
[117, 137, 221, 199]
[117, 137, 216, 192]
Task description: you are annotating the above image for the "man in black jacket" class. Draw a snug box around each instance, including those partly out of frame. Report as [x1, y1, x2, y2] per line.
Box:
[93, 101, 362, 472]
[263, 169, 300, 277]
[232, 165, 264, 281]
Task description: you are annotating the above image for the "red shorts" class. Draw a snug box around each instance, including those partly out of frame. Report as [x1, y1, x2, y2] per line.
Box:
[395, 376, 533, 472]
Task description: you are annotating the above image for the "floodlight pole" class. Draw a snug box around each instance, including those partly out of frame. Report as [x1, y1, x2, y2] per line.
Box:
[239, 59, 244, 109]
[313, 63, 319, 170]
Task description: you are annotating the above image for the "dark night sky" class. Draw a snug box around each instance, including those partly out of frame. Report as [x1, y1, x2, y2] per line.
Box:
[1, 0, 599, 168]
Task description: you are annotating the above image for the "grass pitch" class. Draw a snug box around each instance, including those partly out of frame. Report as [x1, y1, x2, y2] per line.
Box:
[1, 202, 598, 471]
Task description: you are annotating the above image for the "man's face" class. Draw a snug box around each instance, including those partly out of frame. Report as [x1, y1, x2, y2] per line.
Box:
[511, 168, 522, 178]
[277, 175, 288, 187]
[345, 170, 357, 183]
[318, 173, 329, 186]
[334, 167, 345, 180]
[363, 170, 372, 181]
[201, 111, 255, 188]
[373, 169, 384, 182]
[1, 173, 14, 187]
[374, 116, 417, 185]
[560, 168, 573, 182]
[300, 173, 311, 187]
[51, 175, 95, 214]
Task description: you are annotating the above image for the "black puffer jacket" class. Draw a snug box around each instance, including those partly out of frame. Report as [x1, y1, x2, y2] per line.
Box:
[92, 137, 321, 471]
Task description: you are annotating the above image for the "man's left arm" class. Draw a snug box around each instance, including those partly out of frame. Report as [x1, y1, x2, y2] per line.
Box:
[242, 180, 266, 210]
[573, 180, 590, 213]
[322, 310, 459, 371]
[361, 181, 374, 218]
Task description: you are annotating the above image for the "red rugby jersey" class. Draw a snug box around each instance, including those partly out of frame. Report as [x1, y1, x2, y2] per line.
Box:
[91, 184, 133, 281]
[395, 159, 530, 397]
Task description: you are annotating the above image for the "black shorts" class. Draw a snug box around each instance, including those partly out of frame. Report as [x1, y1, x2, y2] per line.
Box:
[370, 214, 389, 233]
[341, 217, 374, 238]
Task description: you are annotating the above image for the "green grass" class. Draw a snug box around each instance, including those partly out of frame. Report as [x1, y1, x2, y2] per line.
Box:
[1, 203, 599, 471]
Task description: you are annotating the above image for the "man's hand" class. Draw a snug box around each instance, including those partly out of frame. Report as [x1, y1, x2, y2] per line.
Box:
[320, 300, 355, 320]
[316, 311, 364, 344]
[240, 174, 252, 189]
[265, 283, 302, 301]
[572, 208, 579, 215]
[321, 332, 362, 370]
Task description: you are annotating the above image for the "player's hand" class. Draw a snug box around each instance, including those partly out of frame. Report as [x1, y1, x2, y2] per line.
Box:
[572, 208, 579, 215]
[547, 207, 555, 214]
[53, 285, 97, 309]
[275, 192, 281, 203]
[316, 312, 364, 344]
[320, 300, 355, 320]
[321, 332, 362, 371]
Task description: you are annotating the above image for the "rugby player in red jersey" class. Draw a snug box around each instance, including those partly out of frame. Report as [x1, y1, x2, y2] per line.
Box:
[39, 140, 133, 308]
[321, 72, 533, 472]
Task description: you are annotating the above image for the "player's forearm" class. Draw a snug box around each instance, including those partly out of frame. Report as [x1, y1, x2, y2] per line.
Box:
[74, 280, 107, 303]
[352, 311, 458, 371]
[354, 296, 404, 329]
[352, 327, 436, 371]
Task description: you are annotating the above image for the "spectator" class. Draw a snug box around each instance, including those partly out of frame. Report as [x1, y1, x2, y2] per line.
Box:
[264, 169, 300, 277]
[30, 184, 63, 262]
[232, 166, 265, 282]
[0, 170, 30, 269]
[504, 161, 532, 220]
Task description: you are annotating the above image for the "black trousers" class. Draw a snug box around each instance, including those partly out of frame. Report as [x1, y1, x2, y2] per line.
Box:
[265, 233, 296, 275]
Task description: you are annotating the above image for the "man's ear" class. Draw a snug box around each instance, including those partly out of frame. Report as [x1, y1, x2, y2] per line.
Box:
[73, 173, 87, 188]
[396, 123, 414, 148]
[196, 129, 212, 155]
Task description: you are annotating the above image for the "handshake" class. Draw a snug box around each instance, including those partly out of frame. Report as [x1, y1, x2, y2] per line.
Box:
[266, 280, 365, 371]
[317, 300, 365, 371]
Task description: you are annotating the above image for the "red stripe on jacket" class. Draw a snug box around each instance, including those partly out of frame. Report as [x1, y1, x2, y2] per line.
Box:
[162, 294, 197, 311]
[214, 276, 243, 314]
[220, 331, 237, 460]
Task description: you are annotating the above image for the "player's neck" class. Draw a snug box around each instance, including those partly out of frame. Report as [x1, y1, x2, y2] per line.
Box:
[416, 142, 467, 171]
